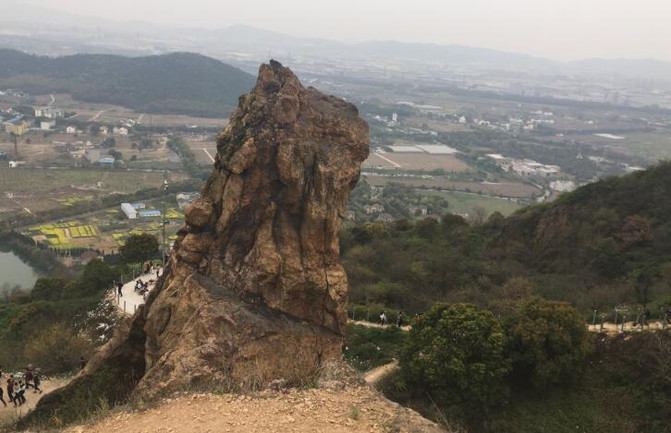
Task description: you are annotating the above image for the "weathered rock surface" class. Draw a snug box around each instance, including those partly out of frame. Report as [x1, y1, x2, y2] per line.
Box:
[24, 60, 369, 425]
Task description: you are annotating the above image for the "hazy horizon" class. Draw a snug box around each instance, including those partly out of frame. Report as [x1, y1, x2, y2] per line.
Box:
[5, 0, 671, 62]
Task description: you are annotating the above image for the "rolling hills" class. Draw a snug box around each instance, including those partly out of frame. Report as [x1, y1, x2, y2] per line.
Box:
[0, 49, 256, 117]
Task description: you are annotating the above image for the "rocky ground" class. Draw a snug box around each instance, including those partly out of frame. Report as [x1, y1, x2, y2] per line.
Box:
[59, 385, 444, 433]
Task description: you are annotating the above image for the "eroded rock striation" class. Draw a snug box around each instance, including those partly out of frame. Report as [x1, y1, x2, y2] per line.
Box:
[25, 60, 368, 424]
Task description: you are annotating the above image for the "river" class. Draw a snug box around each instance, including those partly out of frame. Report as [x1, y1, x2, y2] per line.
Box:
[0, 250, 41, 290]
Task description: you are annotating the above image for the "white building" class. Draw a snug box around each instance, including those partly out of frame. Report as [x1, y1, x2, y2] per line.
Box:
[121, 202, 137, 219]
[113, 127, 129, 136]
[66, 126, 76, 134]
[40, 120, 56, 130]
[35, 107, 63, 119]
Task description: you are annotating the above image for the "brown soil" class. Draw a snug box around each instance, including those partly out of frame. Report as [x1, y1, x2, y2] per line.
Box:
[60, 386, 445, 433]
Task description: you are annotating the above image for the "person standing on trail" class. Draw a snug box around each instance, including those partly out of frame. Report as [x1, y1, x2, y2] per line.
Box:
[379, 311, 387, 326]
[79, 356, 86, 370]
[33, 369, 42, 394]
[641, 308, 650, 327]
[397, 311, 405, 328]
[117, 281, 123, 297]
[663, 308, 671, 328]
[14, 380, 26, 405]
[24, 367, 34, 389]
[6, 375, 14, 405]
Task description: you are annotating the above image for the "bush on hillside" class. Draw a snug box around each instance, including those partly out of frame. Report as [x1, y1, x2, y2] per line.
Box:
[505, 297, 592, 388]
[400, 303, 511, 418]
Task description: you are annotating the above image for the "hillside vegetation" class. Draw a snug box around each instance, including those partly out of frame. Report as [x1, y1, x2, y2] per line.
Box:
[342, 162, 671, 432]
[342, 161, 671, 316]
[0, 49, 255, 117]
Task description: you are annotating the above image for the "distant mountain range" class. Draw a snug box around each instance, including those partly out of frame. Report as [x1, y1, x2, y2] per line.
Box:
[2, 5, 671, 84]
[0, 49, 255, 118]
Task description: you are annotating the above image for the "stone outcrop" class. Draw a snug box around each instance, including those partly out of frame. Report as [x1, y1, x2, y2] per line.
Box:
[24, 60, 369, 424]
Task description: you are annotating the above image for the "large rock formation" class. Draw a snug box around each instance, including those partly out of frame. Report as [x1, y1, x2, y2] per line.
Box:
[23, 60, 369, 426]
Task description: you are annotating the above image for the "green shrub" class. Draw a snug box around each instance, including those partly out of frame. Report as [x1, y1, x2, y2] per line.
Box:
[505, 297, 593, 388]
[400, 303, 510, 418]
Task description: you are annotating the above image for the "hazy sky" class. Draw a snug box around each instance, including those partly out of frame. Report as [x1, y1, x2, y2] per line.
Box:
[14, 0, 671, 61]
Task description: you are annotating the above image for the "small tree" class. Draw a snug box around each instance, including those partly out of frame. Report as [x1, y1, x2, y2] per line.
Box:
[23, 323, 93, 374]
[120, 233, 159, 264]
[505, 297, 592, 388]
[400, 303, 511, 417]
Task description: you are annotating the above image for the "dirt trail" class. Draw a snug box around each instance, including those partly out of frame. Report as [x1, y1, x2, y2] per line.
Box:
[60, 386, 445, 433]
[0, 378, 70, 428]
[352, 319, 668, 335]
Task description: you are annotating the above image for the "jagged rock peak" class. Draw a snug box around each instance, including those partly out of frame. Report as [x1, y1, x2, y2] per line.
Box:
[24, 62, 369, 420]
[176, 59, 369, 333]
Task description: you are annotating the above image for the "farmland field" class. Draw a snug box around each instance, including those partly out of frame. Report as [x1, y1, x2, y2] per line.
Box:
[0, 167, 165, 193]
[183, 140, 219, 165]
[364, 174, 540, 198]
[363, 152, 472, 172]
[425, 190, 523, 217]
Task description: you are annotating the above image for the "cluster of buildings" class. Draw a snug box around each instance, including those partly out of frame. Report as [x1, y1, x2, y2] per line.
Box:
[487, 154, 561, 177]
[120, 202, 161, 220]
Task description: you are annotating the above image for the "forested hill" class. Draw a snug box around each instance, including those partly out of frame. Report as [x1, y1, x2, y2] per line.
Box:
[0, 49, 255, 117]
[499, 161, 671, 278]
[342, 161, 671, 315]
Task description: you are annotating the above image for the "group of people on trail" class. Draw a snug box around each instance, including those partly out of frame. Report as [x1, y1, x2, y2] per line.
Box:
[378, 311, 406, 328]
[0, 366, 42, 408]
[114, 264, 161, 300]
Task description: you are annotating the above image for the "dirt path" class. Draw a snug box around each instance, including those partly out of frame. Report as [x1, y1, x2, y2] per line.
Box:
[364, 360, 399, 385]
[351, 319, 667, 335]
[115, 268, 162, 315]
[0, 377, 70, 428]
[62, 386, 445, 433]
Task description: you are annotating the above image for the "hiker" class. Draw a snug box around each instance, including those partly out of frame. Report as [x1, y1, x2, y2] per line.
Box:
[14, 380, 26, 406]
[24, 367, 34, 389]
[0, 384, 6, 407]
[379, 311, 387, 326]
[33, 369, 42, 394]
[156, 266, 161, 278]
[663, 308, 671, 328]
[641, 308, 650, 327]
[397, 311, 405, 328]
[117, 281, 123, 297]
[7, 375, 14, 405]
[79, 356, 87, 370]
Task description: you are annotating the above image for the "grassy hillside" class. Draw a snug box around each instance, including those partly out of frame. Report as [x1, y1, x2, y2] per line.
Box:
[342, 161, 671, 315]
[0, 49, 255, 117]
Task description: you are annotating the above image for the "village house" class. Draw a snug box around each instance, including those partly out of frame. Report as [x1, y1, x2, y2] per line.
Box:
[408, 205, 428, 217]
[364, 203, 384, 214]
[113, 126, 129, 136]
[375, 213, 395, 223]
[66, 126, 77, 134]
[40, 120, 56, 131]
[3, 117, 29, 135]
